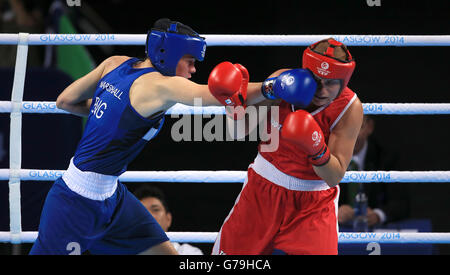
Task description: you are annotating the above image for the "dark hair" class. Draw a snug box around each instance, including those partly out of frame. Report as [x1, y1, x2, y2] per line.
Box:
[133, 185, 170, 212]
[152, 18, 201, 38]
[311, 38, 352, 62]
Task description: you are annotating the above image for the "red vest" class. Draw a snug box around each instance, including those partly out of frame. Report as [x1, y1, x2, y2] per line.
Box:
[258, 87, 357, 180]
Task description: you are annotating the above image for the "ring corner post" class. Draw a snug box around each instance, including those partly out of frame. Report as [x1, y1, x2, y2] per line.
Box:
[9, 32, 30, 254]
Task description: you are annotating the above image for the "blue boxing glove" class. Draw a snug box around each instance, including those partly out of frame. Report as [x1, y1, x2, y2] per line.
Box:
[261, 69, 317, 107]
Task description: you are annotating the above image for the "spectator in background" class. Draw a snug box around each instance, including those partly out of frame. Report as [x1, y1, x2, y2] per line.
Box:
[0, 0, 51, 67]
[338, 115, 410, 228]
[134, 185, 204, 255]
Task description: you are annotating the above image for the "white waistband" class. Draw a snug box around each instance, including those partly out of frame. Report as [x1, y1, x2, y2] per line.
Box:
[250, 153, 330, 191]
[62, 158, 118, 201]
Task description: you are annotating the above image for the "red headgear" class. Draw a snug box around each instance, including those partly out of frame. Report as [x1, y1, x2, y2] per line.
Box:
[302, 38, 355, 89]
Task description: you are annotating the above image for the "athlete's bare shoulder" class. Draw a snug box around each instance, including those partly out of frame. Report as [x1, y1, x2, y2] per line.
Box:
[100, 56, 133, 78]
[108, 55, 132, 66]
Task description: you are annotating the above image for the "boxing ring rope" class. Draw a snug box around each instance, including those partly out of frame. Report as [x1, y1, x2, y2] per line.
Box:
[2, 33, 450, 247]
[1, 169, 450, 183]
[0, 33, 450, 46]
[1, 231, 450, 244]
[1, 101, 450, 115]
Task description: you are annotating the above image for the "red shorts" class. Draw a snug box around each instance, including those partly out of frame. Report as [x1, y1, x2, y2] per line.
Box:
[212, 167, 340, 255]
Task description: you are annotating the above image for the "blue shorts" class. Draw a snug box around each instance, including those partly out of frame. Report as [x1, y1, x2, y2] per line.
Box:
[29, 177, 169, 255]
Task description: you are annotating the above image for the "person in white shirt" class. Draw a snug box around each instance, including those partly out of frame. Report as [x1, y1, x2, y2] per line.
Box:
[133, 185, 203, 255]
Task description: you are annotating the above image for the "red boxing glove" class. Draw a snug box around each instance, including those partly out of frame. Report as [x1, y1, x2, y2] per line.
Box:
[281, 110, 330, 166]
[208, 61, 248, 107]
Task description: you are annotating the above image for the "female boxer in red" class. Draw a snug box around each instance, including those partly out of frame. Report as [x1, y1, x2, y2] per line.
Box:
[209, 38, 363, 255]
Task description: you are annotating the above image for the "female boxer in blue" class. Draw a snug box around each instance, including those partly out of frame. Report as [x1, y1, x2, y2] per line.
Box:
[30, 17, 320, 255]
[29, 18, 221, 255]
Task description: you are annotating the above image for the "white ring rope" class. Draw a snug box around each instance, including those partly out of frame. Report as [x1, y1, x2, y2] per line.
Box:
[0, 231, 449, 244]
[0, 34, 450, 46]
[1, 101, 450, 115]
[1, 169, 450, 183]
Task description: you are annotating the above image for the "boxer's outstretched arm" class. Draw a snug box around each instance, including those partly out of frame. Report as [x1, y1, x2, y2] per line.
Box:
[157, 76, 221, 106]
[228, 69, 290, 139]
[246, 69, 291, 106]
[246, 82, 265, 105]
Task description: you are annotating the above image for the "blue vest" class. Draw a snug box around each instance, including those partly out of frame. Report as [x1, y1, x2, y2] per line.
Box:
[73, 58, 164, 176]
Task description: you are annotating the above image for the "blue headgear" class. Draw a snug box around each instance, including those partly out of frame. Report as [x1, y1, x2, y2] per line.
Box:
[146, 22, 207, 76]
